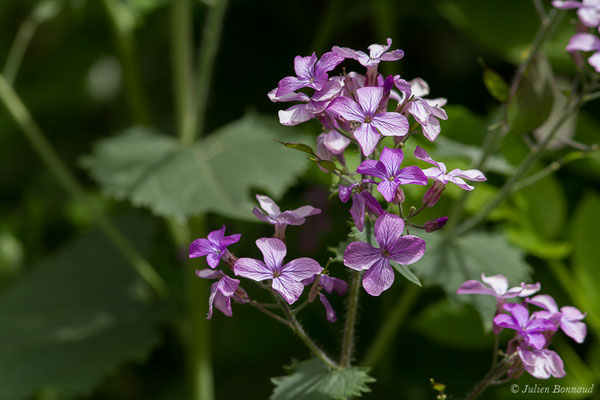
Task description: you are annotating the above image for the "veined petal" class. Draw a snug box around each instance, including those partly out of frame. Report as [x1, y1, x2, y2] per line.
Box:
[189, 238, 217, 258]
[588, 51, 600, 72]
[357, 160, 387, 180]
[316, 51, 344, 73]
[256, 237, 287, 270]
[527, 332, 549, 350]
[281, 257, 323, 281]
[354, 123, 381, 156]
[252, 207, 276, 224]
[493, 314, 520, 331]
[377, 179, 399, 202]
[450, 168, 487, 182]
[319, 275, 348, 296]
[195, 268, 224, 280]
[206, 225, 226, 244]
[456, 280, 497, 296]
[518, 347, 566, 379]
[272, 275, 304, 304]
[528, 317, 558, 333]
[256, 195, 281, 216]
[414, 146, 441, 168]
[268, 88, 310, 103]
[519, 282, 541, 297]
[396, 166, 428, 185]
[206, 253, 222, 269]
[481, 273, 509, 295]
[293, 53, 318, 79]
[339, 183, 358, 203]
[220, 233, 242, 248]
[410, 78, 430, 97]
[388, 235, 426, 265]
[356, 87, 384, 116]
[407, 99, 431, 125]
[362, 258, 395, 296]
[344, 241, 381, 271]
[566, 33, 600, 52]
[379, 147, 404, 176]
[278, 104, 313, 126]
[560, 316, 587, 343]
[421, 117, 441, 141]
[319, 293, 337, 322]
[374, 213, 405, 250]
[448, 175, 475, 191]
[368, 38, 392, 59]
[234, 258, 273, 281]
[362, 192, 384, 217]
[371, 112, 409, 137]
[291, 205, 321, 218]
[527, 294, 559, 313]
[349, 192, 366, 231]
[503, 303, 530, 328]
[277, 76, 310, 97]
[327, 96, 365, 122]
[380, 49, 404, 61]
[322, 130, 350, 154]
[332, 46, 368, 61]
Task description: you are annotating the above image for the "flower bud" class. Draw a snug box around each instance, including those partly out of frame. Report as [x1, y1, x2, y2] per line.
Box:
[424, 217, 448, 233]
[423, 181, 446, 207]
[392, 187, 405, 204]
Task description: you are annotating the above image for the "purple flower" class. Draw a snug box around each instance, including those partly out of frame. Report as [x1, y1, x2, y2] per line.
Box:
[234, 238, 322, 304]
[517, 345, 566, 379]
[189, 225, 241, 269]
[526, 294, 587, 343]
[424, 217, 448, 233]
[414, 146, 487, 190]
[315, 130, 351, 168]
[339, 181, 384, 232]
[566, 33, 600, 73]
[332, 38, 404, 68]
[343, 213, 426, 296]
[302, 274, 348, 322]
[276, 52, 344, 97]
[553, 0, 600, 28]
[493, 303, 557, 350]
[253, 195, 321, 239]
[327, 87, 409, 155]
[356, 146, 427, 202]
[195, 269, 248, 319]
[457, 273, 541, 305]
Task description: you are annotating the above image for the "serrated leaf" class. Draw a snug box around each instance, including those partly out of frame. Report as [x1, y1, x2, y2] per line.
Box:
[415, 231, 532, 328]
[391, 260, 421, 287]
[270, 359, 375, 400]
[483, 68, 509, 102]
[82, 114, 310, 221]
[0, 215, 165, 399]
[508, 55, 554, 134]
[275, 140, 315, 156]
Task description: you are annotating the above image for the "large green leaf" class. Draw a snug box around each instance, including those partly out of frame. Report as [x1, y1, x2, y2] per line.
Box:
[0, 216, 165, 399]
[82, 114, 310, 221]
[270, 359, 375, 400]
[415, 231, 533, 326]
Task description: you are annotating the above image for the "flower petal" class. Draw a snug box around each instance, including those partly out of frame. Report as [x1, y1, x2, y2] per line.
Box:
[374, 213, 405, 250]
[503, 303, 530, 328]
[349, 193, 366, 231]
[281, 257, 323, 281]
[353, 123, 381, 156]
[379, 147, 404, 177]
[356, 87, 384, 116]
[276, 76, 309, 96]
[327, 96, 365, 122]
[315, 51, 344, 73]
[456, 280, 497, 296]
[414, 146, 440, 167]
[234, 258, 273, 281]
[339, 183, 358, 203]
[256, 237, 287, 270]
[357, 160, 387, 180]
[493, 314, 519, 331]
[272, 275, 304, 304]
[293, 53, 317, 79]
[362, 258, 395, 296]
[252, 207, 276, 224]
[319, 293, 337, 322]
[195, 268, 224, 280]
[343, 241, 381, 271]
[388, 235, 426, 265]
[189, 238, 216, 259]
[566, 33, 600, 52]
[449, 168, 487, 182]
[371, 112, 409, 137]
[480, 273, 509, 296]
[376, 179, 399, 202]
[256, 195, 281, 216]
[396, 166, 428, 185]
[291, 205, 321, 218]
[278, 104, 313, 126]
[526, 294, 559, 313]
[560, 318, 587, 343]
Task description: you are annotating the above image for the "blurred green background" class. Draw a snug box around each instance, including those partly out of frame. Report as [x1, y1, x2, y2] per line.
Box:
[0, 0, 599, 399]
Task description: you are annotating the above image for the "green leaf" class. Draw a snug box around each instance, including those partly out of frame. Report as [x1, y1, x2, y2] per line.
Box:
[82, 114, 310, 221]
[275, 140, 315, 156]
[517, 172, 566, 238]
[506, 226, 572, 259]
[270, 359, 375, 400]
[309, 157, 338, 172]
[415, 231, 532, 327]
[0, 215, 165, 399]
[508, 55, 554, 135]
[391, 261, 421, 287]
[434, 137, 515, 175]
[483, 68, 509, 102]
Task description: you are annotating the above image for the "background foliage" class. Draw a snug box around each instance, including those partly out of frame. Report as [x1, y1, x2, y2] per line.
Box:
[0, 0, 599, 399]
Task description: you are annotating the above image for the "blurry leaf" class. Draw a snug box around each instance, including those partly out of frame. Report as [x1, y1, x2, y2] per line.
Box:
[270, 359, 375, 400]
[506, 226, 571, 259]
[437, 105, 487, 146]
[391, 261, 421, 287]
[413, 298, 492, 349]
[434, 137, 515, 175]
[508, 55, 554, 134]
[517, 172, 566, 238]
[309, 157, 338, 172]
[82, 114, 310, 221]
[464, 183, 508, 221]
[275, 140, 315, 156]
[532, 78, 578, 150]
[571, 191, 600, 335]
[0, 215, 165, 400]
[0, 230, 23, 278]
[415, 231, 532, 327]
[483, 68, 509, 102]
[32, 0, 62, 23]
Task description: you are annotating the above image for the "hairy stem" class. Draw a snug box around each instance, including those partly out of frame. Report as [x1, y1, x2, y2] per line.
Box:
[0, 74, 167, 295]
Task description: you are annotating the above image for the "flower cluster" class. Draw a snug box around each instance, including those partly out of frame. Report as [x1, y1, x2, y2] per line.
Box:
[458, 274, 587, 379]
[555, 0, 600, 72]
[270, 39, 486, 296]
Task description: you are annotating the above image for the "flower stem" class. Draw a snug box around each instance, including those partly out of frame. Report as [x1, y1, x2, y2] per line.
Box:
[465, 355, 516, 400]
[361, 284, 420, 368]
[0, 73, 167, 296]
[196, 0, 228, 137]
[3, 14, 37, 85]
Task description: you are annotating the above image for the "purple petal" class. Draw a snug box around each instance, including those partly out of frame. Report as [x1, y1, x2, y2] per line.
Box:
[396, 166, 428, 185]
[349, 193, 366, 231]
[332, 46, 368, 61]
[189, 238, 217, 259]
[376, 179, 399, 202]
[312, 78, 344, 102]
[319, 293, 337, 322]
[588, 51, 600, 72]
[277, 211, 307, 226]
[268, 88, 309, 103]
[456, 280, 497, 296]
[362, 191, 384, 217]
[206, 253, 222, 269]
[195, 268, 224, 280]
[294, 53, 318, 80]
[518, 347, 566, 379]
[256, 195, 281, 217]
[234, 258, 273, 281]
[276, 76, 309, 97]
[561, 319, 587, 343]
[322, 130, 350, 154]
[316, 51, 344, 73]
[526, 294, 559, 313]
[343, 241, 381, 271]
[566, 33, 600, 52]
[357, 160, 387, 180]
[356, 87, 384, 116]
[503, 303, 530, 328]
[206, 225, 226, 244]
[578, 5, 600, 27]
[253, 207, 276, 224]
[388, 235, 426, 265]
[281, 257, 323, 281]
[493, 313, 520, 331]
[410, 78, 430, 97]
[220, 233, 242, 248]
[319, 275, 348, 296]
[368, 38, 392, 59]
[527, 331, 549, 350]
[449, 168, 487, 182]
[380, 49, 404, 61]
[448, 175, 475, 191]
[278, 104, 313, 126]
[527, 317, 559, 333]
[374, 213, 405, 250]
[414, 146, 441, 167]
[362, 258, 395, 296]
[371, 112, 409, 137]
[354, 123, 381, 156]
[379, 147, 404, 176]
[421, 116, 441, 141]
[327, 96, 365, 122]
[291, 205, 321, 218]
[256, 237, 287, 270]
[480, 273, 509, 295]
[339, 183, 358, 203]
[393, 76, 412, 101]
[518, 282, 541, 297]
[272, 275, 304, 304]
[408, 99, 431, 125]
[552, 0, 583, 9]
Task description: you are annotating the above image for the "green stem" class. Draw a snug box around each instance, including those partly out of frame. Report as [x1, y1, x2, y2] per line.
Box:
[452, 101, 580, 236]
[361, 284, 420, 368]
[171, 0, 197, 145]
[0, 73, 167, 296]
[464, 355, 516, 400]
[3, 17, 37, 85]
[101, 0, 151, 125]
[196, 0, 228, 138]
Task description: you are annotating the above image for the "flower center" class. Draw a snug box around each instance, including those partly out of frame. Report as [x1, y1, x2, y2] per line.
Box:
[364, 116, 372, 123]
[388, 175, 395, 181]
[273, 270, 281, 278]
[381, 249, 390, 258]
